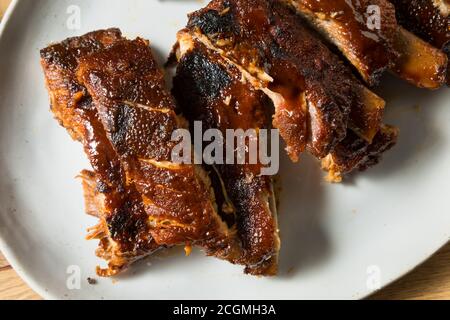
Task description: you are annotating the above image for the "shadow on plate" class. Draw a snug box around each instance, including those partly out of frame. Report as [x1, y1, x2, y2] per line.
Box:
[277, 153, 332, 278]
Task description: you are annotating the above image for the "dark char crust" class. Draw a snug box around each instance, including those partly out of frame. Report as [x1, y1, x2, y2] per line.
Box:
[179, 52, 232, 100]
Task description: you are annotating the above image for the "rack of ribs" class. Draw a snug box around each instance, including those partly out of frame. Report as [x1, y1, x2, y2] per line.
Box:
[283, 0, 448, 89]
[40, 29, 160, 276]
[390, 0, 450, 85]
[172, 36, 280, 275]
[41, 29, 284, 276]
[37, 0, 447, 278]
[172, 0, 398, 182]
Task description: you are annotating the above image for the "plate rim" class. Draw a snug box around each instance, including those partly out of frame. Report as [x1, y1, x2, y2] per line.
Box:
[0, 0, 448, 300]
[0, 0, 57, 300]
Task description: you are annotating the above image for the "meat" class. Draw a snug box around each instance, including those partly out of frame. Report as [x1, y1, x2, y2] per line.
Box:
[41, 30, 256, 276]
[391, 27, 448, 89]
[283, 0, 399, 86]
[322, 125, 399, 183]
[390, 0, 450, 85]
[80, 170, 161, 276]
[40, 1, 413, 277]
[41, 29, 159, 276]
[284, 0, 448, 89]
[185, 0, 348, 159]
[172, 36, 280, 275]
[177, 0, 395, 177]
[391, 0, 449, 50]
[76, 37, 245, 261]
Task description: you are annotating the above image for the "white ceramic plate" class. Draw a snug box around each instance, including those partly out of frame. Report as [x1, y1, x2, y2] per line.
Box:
[0, 0, 449, 300]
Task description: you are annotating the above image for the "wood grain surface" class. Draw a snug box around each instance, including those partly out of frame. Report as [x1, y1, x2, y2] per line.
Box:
[0, 0, 449, 301]
[0, 0, 9, 18]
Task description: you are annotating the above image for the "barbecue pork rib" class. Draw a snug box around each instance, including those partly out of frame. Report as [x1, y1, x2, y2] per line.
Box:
[175, 0, 396, 178]
[284, 0, 448, 89]
[282, 0, 399, 86]
[390, 0, 450, 85]
[75, 36, 247, 265]
[41, 30, 264, 276]
[172, 36, 280, 275]
[41, 29, 160, 276]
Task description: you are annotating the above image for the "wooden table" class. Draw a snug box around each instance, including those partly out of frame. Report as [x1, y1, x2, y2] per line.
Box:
[1, 0, 449, 301]
[0, 0, 9, 19]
